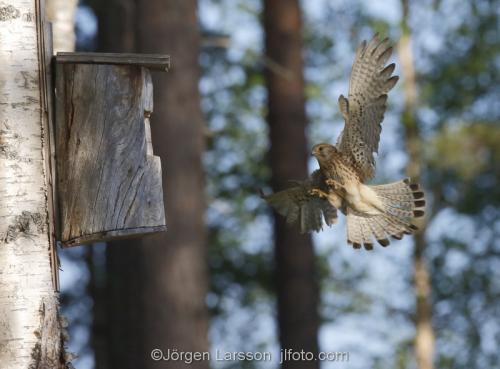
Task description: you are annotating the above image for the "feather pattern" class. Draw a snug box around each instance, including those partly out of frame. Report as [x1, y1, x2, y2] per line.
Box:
[262, 170, 338, 233]
[337, 34, 399, 181]
[346, 179, 425, 249]
[263, 35, 427, 251]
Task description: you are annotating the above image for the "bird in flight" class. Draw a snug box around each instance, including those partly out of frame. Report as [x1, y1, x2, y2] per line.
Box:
[262, 35, 425, 250]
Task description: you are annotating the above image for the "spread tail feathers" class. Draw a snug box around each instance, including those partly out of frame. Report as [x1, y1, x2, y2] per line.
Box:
[347, 178, 425, 250]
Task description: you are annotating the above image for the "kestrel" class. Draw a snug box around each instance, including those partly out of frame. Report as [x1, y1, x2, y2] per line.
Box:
[262, 35, 425, 250]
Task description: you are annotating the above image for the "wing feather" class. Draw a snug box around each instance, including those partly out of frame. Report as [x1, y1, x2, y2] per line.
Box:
[262, 170, 338, 233]
[337, 34, 399, 181]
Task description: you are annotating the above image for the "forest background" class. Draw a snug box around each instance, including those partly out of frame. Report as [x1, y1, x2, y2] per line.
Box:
[55, 0, 500, 368]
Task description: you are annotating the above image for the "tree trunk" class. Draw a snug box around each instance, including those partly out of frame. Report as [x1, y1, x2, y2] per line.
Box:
[91, 1, 142, 368]
[94, 0, 137, 54]
[398, 1, 435, 369]
[0, 1, 66, 368]
[95, 1, 210, 368]
[134, 2, 210, 367]
[46, 0, 77, 52]
[263, 1, 320, 368]
[86, 245, 109, 369]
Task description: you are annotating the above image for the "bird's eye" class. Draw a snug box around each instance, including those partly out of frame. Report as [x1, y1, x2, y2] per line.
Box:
[319, 147, 323, 152]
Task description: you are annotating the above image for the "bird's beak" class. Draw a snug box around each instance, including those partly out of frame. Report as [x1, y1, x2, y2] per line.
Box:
[311, 147, 317, 156]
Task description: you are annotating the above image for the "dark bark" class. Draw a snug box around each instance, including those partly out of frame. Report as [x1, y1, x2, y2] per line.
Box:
[85, 246, 108, 369]
[104, 241, 145, 369]
[95, 0, 210, 368]
[93, 2, 144, 368]
[93, 0, 137, 54]
[134, 2, 209, 368]
[133, 0, 208, 368]
[263, 1, 320, 368]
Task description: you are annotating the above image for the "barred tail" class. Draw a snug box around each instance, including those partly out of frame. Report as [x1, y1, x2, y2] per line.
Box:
[346, 178, 425, 250]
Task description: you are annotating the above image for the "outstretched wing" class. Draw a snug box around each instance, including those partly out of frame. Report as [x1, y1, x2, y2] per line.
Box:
[262, 171, 338, 233]
[337, 34, 399, 181]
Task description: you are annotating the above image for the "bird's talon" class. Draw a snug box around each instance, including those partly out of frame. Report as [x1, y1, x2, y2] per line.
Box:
[326, 179, 341, 188]
[309, 189, 328, 199]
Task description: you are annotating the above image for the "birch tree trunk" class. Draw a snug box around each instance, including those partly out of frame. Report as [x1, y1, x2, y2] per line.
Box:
[46, 0, 77, 52]
[0, 1, 66, 368]
[398, 1, 435, 369]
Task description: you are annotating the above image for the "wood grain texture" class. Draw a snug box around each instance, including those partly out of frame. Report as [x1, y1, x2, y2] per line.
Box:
[42, 21, 60, 291]
[56, 52, 170, 71]
[55, 63, 166, 246]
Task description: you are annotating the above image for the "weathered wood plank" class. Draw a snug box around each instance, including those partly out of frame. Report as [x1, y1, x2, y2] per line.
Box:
[42, 21, 60, 290]
[55, 52, 170, 71]
[54, 63, 166, 246]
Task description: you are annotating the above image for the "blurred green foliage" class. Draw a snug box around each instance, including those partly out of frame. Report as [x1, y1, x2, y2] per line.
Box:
[199, 1, 500, 368]
[69, 0, 500, 368]
[428, 122, 500, 214]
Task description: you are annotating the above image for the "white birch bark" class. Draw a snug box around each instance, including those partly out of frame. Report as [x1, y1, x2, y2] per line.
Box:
[46, 0, 77, 52]
[0, 1, 65, 368]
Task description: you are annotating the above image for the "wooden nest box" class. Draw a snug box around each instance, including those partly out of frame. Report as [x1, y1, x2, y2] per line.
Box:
[54, 53, 169, 246]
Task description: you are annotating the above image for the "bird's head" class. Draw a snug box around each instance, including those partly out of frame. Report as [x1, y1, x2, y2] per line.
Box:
[311, 143, 337, 164]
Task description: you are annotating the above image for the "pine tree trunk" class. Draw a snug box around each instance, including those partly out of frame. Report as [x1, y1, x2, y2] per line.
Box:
[0, 1, 65, 368]
[398, 1, 435, 369]
[95, 1, 210, 368]
[134, 2, 210, 367]
[263, 1, 320, 368]
[89, 2, 142, 367]
[95, 0, 137, 54]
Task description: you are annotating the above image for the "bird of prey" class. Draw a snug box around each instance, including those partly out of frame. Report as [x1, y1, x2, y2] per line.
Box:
[262, 35, 425, 250]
